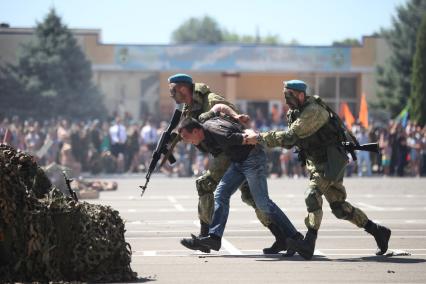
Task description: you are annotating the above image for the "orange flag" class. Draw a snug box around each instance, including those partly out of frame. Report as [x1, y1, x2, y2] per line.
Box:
[339, 101, 355, 129]
[359, 93, 369, 128]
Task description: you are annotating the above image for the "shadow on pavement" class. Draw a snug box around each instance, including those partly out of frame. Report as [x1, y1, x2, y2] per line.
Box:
[196, 254, 328, 261]
[334, 255, 426, 264]
[124, 276, 157, 282]
[195, 254, 426, 264]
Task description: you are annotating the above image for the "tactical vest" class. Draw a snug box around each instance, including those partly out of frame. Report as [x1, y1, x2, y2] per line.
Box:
[288, 96, 345, 163]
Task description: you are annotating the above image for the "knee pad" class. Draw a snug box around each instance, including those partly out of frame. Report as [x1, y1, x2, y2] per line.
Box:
[330, 201, 354, 220]
[305, 189, 322, 213]
[195, 174, 218, 196]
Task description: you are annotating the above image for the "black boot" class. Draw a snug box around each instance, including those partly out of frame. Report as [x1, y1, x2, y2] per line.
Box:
[282, 232, 304, 257]
[364, 220, 391, 255]
[180, 221, 211, 253]
[263, 223, 288, 254]
[194, 234, 221, 251]
[199, 221, 210, 237]
[287, 229, 317, 260]
[180, 234, 211, 253]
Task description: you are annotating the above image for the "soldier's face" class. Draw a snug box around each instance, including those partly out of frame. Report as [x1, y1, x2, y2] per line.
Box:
[283, 88, 301, 109]
[169, 83, 186, 104]
[180, 128, 203, 145]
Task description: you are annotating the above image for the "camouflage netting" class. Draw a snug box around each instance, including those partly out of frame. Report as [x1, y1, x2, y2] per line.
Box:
[0, 144, 137, 282]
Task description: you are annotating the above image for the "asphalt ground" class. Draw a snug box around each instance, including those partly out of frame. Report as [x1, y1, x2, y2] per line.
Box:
[84, 176, 426, 284]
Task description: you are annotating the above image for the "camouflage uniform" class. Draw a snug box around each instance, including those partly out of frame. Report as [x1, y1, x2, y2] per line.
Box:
[259, 96, 368, 230]
[183, 83, 271, 227]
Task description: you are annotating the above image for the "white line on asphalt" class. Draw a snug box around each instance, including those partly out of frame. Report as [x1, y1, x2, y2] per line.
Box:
[174, 204, 185, 211]
[356, 202, 385, 211]
[124, 228, 426, 233]
[167, 196, 186, 211]
[314, 249, 325, 256]
[131, 253, 426, 257]
[167, 196, 177, 203]
[221, 238, 243, 255]
[242, 248, 426, 252]
[223, 236, 426, 239]
[191, 220, 242, 255]
[125, 219, 426, 225]
[98, 194, 426, 200]
[116, 207, 426, 212]
[132, 248, 426, 253]
[143, 251, 157, 256]
[126, 235, 426, 240]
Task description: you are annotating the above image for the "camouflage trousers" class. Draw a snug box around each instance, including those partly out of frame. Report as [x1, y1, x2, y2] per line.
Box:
[196, 152, 271, 227]
[304, 166, 369, 231]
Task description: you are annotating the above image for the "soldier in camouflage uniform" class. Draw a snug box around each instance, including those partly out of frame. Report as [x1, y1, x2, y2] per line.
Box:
[167, 74, 291, 254]
[244, 80, 391, 259]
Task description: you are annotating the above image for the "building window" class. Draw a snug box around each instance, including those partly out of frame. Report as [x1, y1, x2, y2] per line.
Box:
[318, 77, 336, 98]
[340, 77, 357, 99]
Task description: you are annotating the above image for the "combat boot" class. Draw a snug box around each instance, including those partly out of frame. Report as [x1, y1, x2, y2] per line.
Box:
[180, 234, 211, 253]
[193, 234, 221, 251]
[199, 221, 210, 237]
[263, 223, 288, 254]
[364, 220, 391, 255]
[286, 229, 317, 260]
[282, 231, 304, 257]
[180, 221, 212, 253]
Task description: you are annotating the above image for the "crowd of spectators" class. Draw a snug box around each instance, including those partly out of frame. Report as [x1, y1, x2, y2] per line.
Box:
[1, 112, 426, 179]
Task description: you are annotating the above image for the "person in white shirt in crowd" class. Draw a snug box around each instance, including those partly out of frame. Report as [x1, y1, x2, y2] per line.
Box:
[355, 125, 372, 177]
[109, 116, 127, 172]
[140, 117, 158, 151]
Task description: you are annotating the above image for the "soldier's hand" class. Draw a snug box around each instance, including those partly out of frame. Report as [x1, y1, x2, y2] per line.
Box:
[243, 129, 259, 145]
[235, 114, 251, 128]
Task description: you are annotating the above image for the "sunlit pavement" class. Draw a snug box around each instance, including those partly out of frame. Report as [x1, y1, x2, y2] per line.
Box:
[83, 176, 426, 284]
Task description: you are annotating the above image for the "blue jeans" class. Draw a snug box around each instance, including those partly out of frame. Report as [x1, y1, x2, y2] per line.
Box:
[209, 145, 298, 238]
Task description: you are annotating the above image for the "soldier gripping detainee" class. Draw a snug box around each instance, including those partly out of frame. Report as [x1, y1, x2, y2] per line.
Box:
[160, 73, 299, 254]
[177, 116, 302, 253]
[244, 79, 392, 260]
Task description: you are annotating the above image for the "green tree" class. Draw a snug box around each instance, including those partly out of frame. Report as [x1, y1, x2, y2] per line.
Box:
[222, 30, 282, 45]
[376, 0, 426, 117]
[332, 38, 361, 46]
[171, 16, 223, 43]
[409, 13, 426, 126]
[0, 9, 106, 119]
[171, 15, 285, 45]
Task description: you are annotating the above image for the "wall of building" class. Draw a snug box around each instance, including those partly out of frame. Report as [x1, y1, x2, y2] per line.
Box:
[0, 26, 391, 121]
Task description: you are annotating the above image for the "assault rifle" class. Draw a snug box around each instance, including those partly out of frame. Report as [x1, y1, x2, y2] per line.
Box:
[342, 142, 379, 161]
[139, 109, 181, 196]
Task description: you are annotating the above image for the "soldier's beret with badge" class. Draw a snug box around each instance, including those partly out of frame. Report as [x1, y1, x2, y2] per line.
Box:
[168, 73, 193, 84]
[284, 80, 307, 92]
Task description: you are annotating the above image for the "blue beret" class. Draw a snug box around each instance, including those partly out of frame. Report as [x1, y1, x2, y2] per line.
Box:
[168, 73, 193, 84]
[284, 80, 307, 92]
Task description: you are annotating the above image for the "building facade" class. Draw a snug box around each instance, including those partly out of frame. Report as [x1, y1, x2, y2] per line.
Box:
[0, 26, 391, 121]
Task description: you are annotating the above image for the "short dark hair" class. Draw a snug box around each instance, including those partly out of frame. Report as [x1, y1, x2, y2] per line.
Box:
[178, 117, 203, 133]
